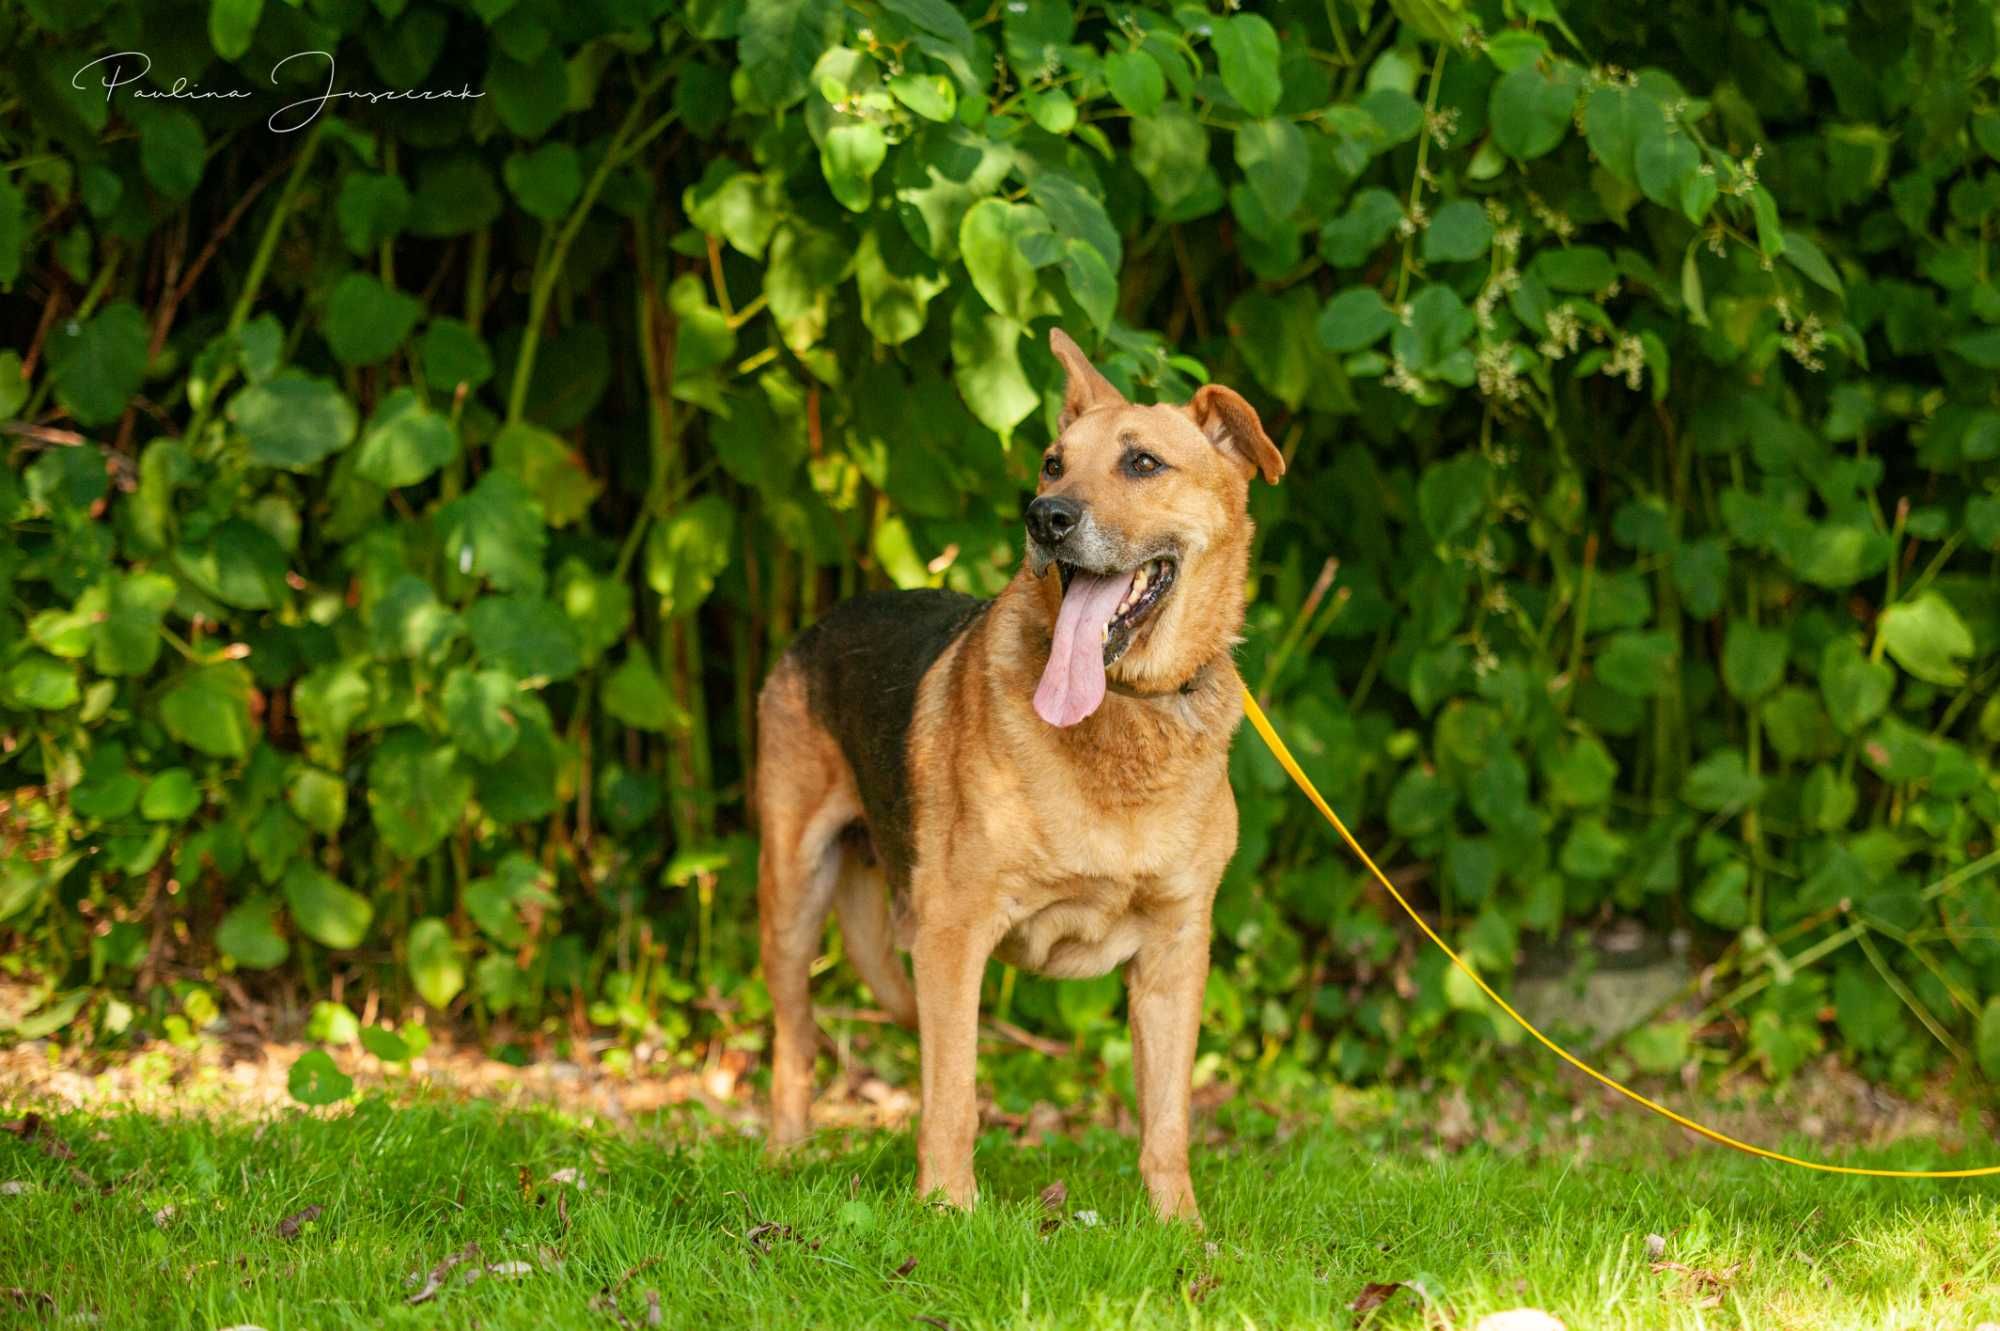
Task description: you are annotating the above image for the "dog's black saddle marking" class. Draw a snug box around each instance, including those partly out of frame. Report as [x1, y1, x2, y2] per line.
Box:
[790, 588, 989, 889]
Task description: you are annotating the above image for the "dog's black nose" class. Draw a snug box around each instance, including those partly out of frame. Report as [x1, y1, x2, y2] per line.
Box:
[1026, 495, 1082, 547]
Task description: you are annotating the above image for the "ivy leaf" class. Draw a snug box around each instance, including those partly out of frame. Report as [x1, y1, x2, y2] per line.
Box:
[1877, 592, 1974, 685]
[1319, 188, 1403, 267]
[442, 667, 521, 764]
[1209, 13, 1281, 118]
[1595, 630, 1679, 698]
[492, 421, 599, 527]
[644, 494, 736, 619]
[140, 109, 207, 198]
[958, 199, 1054, 324]
[887, 71, 956, 122]
[487, 45, 568, 139]
[1421, 199, 1493, 264]
[1490, 60, 1579, 160]
[407, 916, 465, 1008]
[820, 122, 888, 212]
[468, 594, 583, 682]
[1235, 119, 1307, 222]
[366, 729, 470, 858]
[94, 571, 175, 676]
[1105, 48, 1165, 116]
[1820, 638, 1894, 733]
[949, 298, 1038, 435]
[286, 766, 347, 835]
[217, 894, 289, 969]
[142, 769, 202, 822]
[281, 862, 373, 950]
[49, 301, 149, 427]
[209, 0, 263, 59]
[1130, 105, 1217, 217]
[286, 1049, 353, 1105]
[1416, 453, 1490, 543]
[503, 142, 582, 220]
[420, 319, 494, 392]
[336, 172, 411, 254]
[324, 273, 423, 368]
[354, 388, 458, 488]
[603, 652, 687, 733]
[229, 372, 359, 471]
[438, 470, 547, 593]
[1681, 749, 1764, 812]
[1721, 622, 1787, 701]
[1317, 287, 1396, 353]
[160, 663, 255, 757]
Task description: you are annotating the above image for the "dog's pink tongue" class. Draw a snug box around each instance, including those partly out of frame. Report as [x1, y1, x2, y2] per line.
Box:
[1034, 571, 1133, 727]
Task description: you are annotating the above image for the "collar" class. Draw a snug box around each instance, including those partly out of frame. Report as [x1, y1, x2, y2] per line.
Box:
[1105, 659, 1214, 700]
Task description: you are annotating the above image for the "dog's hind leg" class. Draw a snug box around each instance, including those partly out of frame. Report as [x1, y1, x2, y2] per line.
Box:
[754, 662, 857, 1151]
[832, 842, 917, 1028]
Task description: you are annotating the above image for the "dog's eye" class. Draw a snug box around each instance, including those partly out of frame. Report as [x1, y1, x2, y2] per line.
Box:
[1042, 453, 1063, 479]
[1125, 451, 1165, 477]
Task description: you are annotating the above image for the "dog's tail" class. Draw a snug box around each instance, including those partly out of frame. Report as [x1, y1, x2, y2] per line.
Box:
[832, 848, 917, 1029]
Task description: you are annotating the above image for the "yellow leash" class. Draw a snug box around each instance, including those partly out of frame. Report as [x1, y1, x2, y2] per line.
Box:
[1240, 686, 2000, 1179]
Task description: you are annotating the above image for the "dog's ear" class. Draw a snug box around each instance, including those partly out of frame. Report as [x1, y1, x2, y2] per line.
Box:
[1188, 384, 1285, 484]
[1050, 327, 1127, 431]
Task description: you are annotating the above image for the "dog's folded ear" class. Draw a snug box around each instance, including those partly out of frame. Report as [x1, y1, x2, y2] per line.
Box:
[1188, 384, 1286, 484]
[1050, 327, 1128, 431]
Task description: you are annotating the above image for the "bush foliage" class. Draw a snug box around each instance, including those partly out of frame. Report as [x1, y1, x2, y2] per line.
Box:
[5, 0, 2000, 1093]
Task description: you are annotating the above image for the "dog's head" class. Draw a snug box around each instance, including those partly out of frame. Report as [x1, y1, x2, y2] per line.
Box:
[1024, 327, 1284, 727]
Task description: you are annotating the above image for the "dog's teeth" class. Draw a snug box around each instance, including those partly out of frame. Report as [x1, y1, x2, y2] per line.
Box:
[1133, 567, 1149, 593]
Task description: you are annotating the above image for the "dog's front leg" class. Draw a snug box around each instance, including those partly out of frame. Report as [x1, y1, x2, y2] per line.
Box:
[1126, 910, 1211, 1224]
[912, 918, 993, 1208]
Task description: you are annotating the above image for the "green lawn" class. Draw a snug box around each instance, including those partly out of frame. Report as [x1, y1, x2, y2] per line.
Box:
[4, 1091, 1998, 1329]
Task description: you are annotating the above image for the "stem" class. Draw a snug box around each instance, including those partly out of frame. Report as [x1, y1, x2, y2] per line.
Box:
[1393, 41, 1449, 308]
[184, 123, 324, 443]
[507, 65, 679, 423]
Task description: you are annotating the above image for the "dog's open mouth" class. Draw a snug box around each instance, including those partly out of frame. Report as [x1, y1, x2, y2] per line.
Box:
[1035, 556, 1179, 727]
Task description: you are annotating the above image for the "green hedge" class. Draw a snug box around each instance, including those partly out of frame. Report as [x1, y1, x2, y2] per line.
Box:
[5, 0, 2000, 1091]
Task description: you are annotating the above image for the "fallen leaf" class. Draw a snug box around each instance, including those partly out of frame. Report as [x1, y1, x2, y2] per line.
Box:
[406, 1242, 480, 1305]
[1351, 1281, 1404, 1322]
[518, 1165, 533, 1200]
[1649, 1260, 1741, 1309]
[890, 1256, 918, 1281]
[548, 1167, 586, 1190]
[485, 1261, 535, 1278]
[645, 1289, 662, 1326]
[1471, 1311, 1567, 1331]
[1645, 1233, 1666, 1261]
[1187, 1273, 1221, 1304]
[0, 1181, 29, 1196]
[557, 1185, 571, 1233]
[275, 1204, 323, 1240]
[0, 1114, 41, 1139]
[152, 1204, 177, 1228]
[1038, 1179, 1067, 1213]
[1, 1288, 54, 1313]
[1073, 1209, 1101, 1227]
[914, 1318, 955, 1331]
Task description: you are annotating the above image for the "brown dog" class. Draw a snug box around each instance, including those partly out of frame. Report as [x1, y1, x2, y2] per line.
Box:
[754, 328, 1284, 1222]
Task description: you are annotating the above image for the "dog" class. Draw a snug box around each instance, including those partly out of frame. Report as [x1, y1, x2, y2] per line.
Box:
[753, 327, 1284, 1222]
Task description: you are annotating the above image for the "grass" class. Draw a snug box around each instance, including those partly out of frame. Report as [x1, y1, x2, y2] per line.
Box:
[4, 1089, 1999, 1330]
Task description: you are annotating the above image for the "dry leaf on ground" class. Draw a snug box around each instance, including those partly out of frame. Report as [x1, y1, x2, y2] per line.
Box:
[405, 1242, 481, 1305]
[274, 1204, 322, 1240]
[1350, 1281, 1404, 1323]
